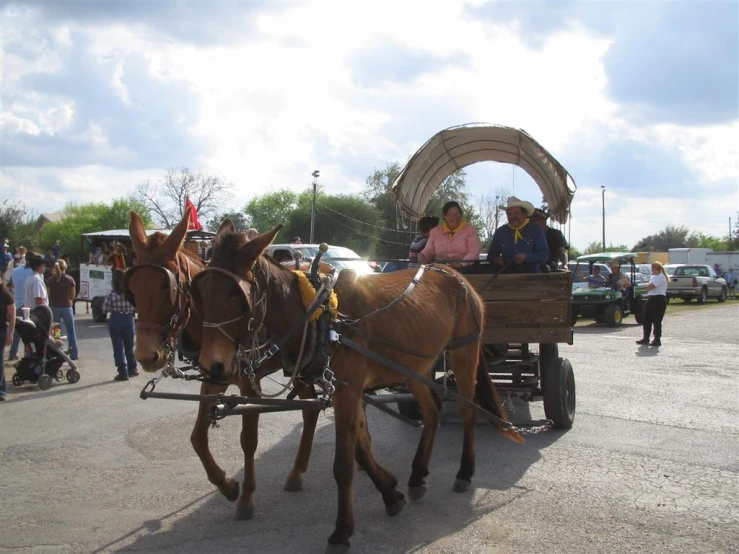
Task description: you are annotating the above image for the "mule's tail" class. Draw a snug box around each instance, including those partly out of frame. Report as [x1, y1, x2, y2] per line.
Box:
[476, 351, 524, 443]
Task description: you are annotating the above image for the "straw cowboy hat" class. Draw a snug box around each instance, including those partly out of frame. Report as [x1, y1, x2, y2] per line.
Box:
[498, 196, 535, 217]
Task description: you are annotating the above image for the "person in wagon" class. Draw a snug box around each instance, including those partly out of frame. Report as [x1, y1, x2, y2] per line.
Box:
[488, 197, 548, 273]
[408, 215, 440, 267]
[417, 201, 481, 269]
[530, 208, 568, 271]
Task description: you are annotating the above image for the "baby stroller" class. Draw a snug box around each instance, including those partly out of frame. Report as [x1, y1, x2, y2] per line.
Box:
[11, 305, 80, 390]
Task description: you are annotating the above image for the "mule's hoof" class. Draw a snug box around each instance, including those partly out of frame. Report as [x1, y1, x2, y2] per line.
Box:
[385, 496, 406, 517]
[284, 476, 303, 492]
[453, 478, 471, 493]
[224, 481, 240, 502]
[408, 485, 427, 501]
[234, 506, 254, 521]
[325, 542, 350, 554]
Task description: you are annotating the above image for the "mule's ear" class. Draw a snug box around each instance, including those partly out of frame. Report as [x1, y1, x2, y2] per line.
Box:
[244, 225, 282, 259]
[215, 218, 236, 242]
[161, 206, 191, 258]
[129, 211, 148, 253]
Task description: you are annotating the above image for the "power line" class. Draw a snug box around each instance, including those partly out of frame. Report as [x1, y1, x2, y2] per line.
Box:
[315, 206, 412, 246]
[317, 202, 414, 234]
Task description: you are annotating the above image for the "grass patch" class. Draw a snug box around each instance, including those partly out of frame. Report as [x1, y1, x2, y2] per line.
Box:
[664, 297, 737, 317]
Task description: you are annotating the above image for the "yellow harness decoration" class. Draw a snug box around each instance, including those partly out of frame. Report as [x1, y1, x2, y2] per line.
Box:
[508, 219, 530, 243]
[293, 271, 339, 321]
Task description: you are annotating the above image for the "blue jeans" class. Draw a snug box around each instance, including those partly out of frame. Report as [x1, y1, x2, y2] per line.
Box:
[0, 330, 7, 397]
[108, 313, 137, 378]
[8, 302, 22, 358]
[51, 306, 79, 359]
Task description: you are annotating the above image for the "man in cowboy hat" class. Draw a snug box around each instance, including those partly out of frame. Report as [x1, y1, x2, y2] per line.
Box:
[487, 196, 548, 273]
[530, 208, 569, 272]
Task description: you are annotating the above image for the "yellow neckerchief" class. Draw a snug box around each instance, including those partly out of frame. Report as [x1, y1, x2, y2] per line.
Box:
[507, 218, 530, 243]
[442, 219, 467, 237]
[293, 271, 338, 321]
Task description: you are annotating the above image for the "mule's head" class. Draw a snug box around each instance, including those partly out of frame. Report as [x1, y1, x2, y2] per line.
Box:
[127, 208, 193, 372]
[193, 220, 282, 381]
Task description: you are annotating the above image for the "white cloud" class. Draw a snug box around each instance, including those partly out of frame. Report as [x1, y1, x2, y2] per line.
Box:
[1, 1, 736, 252]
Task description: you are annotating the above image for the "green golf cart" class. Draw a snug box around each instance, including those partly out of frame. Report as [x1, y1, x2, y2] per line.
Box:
[571, 252, 648, 327]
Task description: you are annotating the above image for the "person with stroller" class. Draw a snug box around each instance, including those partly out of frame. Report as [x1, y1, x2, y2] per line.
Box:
[0, 278, 16, 401]
[46, 260, 79, 361]
[102, 270, 138, 381]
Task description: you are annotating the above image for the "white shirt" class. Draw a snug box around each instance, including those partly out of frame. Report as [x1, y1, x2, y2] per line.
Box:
[648, 272, 667, 296]
[24, 273, 48, 307]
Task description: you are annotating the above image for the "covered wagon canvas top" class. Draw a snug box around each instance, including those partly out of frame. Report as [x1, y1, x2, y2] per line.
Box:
[391, 123, 577, 224]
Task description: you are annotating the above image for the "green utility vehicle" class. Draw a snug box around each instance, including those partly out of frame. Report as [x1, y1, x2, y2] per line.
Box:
[570, 252, 648, 327]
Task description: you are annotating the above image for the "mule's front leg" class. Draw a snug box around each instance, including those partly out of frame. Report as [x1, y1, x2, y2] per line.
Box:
[190, 382, 240, 502]
[284, 383, 320, 492]
[326, 389, 360, 554]
[235, 381, 260, 520]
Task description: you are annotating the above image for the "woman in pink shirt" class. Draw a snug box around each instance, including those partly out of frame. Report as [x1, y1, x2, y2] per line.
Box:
[418, 201, 481, 269]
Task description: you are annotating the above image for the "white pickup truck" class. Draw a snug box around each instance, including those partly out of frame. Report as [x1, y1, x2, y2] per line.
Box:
[667, 265, 728, 303]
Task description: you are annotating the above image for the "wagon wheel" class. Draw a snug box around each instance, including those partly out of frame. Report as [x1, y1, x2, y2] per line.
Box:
[66, 369, 81, 384]
[542, 358, 575, 429]
[12, 374, 23, 386]
[38, 374, 53, 391]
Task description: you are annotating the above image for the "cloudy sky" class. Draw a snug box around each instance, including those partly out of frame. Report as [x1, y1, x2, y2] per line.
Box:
[1, 0, 737, 250]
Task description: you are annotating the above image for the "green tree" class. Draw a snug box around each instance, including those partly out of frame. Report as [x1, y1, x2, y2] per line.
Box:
[632, 225, 694, 251]
[0, 200, 39, 252]
[691, 232, 727, 251]
[282, 192, 381, 256]
[39, 199, 152, 267]
[244, 190, 299, 233]
[206, 211, 249, 233]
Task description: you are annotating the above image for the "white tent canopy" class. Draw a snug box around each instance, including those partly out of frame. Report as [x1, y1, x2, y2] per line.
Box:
[391, 124, 577, 224]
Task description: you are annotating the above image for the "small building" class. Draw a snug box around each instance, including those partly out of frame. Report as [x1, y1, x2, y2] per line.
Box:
[635, 251, 669, 264]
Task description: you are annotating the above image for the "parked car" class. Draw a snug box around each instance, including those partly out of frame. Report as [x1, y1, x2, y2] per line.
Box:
[264, 244, 375, 275]
[664, 263, 684, 276]
[667, 264, 728, 303]
[374, 260, 409, 273]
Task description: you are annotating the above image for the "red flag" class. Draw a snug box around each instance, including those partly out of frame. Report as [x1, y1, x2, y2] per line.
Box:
[185, 197, 203, 231]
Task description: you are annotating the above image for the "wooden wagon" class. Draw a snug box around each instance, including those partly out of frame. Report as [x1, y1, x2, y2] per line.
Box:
[386, 124, 577, 429]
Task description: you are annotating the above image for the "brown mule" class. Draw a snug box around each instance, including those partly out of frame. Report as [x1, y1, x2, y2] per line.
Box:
[126, 209, 321, 520]
[195, 220, 522, 553]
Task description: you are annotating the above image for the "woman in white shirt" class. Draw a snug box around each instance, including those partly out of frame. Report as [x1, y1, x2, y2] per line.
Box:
[636, 262, 668, 347]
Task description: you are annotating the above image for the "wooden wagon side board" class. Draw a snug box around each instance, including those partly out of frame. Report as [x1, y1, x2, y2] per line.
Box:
[466, 270, 574, 345]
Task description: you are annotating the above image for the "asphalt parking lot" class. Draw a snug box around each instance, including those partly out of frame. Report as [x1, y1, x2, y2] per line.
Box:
[1, 302, 737, 554]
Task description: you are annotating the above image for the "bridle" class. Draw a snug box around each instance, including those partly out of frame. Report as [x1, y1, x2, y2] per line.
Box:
[123, 253, 195, 354]
[192, 261, 271, 378]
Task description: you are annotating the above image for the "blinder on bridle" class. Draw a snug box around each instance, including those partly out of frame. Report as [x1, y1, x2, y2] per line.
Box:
[122, 264, 179, 308]
[191, 266, 254, 320]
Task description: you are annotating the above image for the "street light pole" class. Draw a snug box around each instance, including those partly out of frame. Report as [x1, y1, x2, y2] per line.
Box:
[310, 170, 320, 244]
[601, 186, 606, 251]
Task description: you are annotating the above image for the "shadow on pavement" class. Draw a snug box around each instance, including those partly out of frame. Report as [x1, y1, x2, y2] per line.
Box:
[573, 322, 641, 335]
[4, 376, 119, 403]
[113, 400, 563, 554]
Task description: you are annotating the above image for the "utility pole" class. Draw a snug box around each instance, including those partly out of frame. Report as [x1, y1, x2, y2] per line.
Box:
[601, 186, 606, 251]
[309, 170, 320, 244]
[730, 216, 733, 250]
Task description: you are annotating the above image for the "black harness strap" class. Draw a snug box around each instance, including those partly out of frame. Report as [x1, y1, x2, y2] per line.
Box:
[342, 265, 427, 323]
[338, 335, 513, 430]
